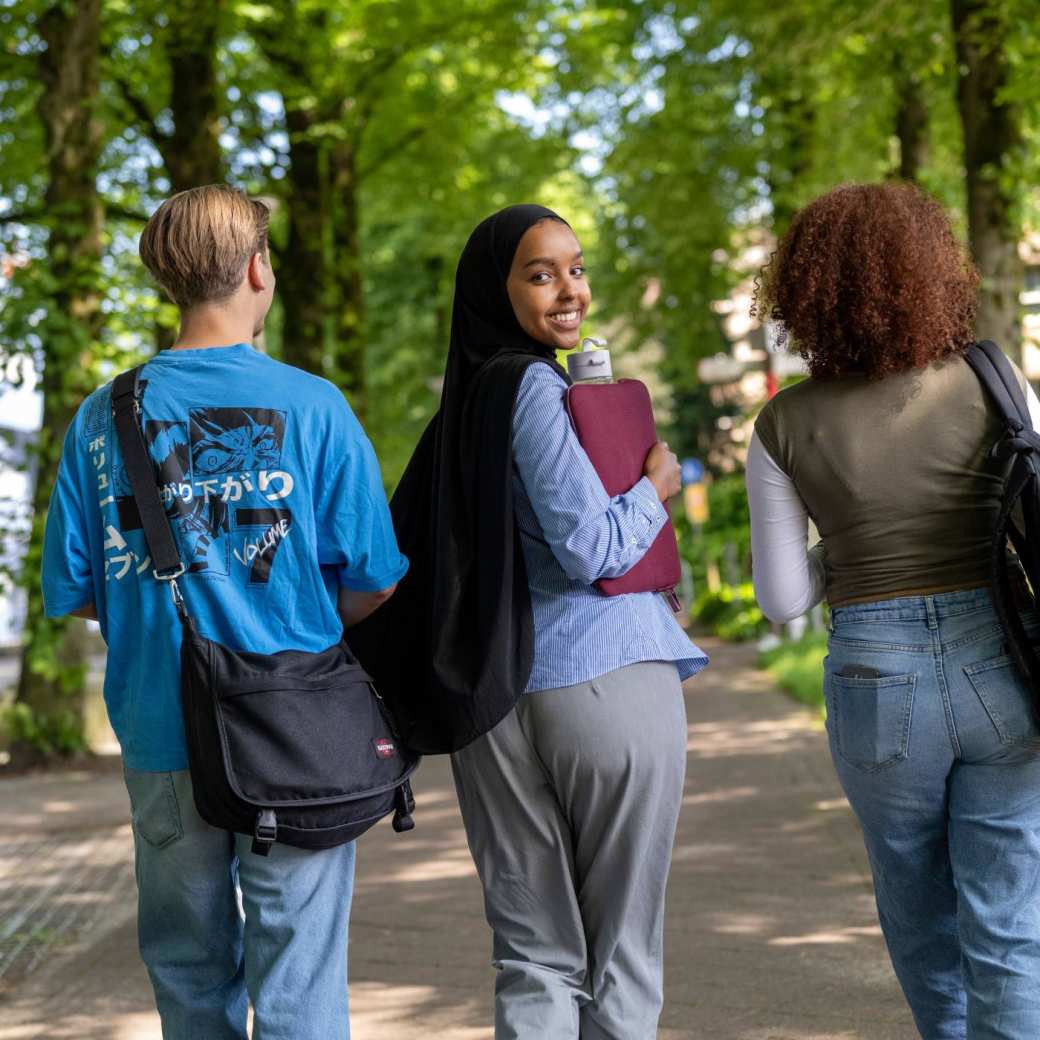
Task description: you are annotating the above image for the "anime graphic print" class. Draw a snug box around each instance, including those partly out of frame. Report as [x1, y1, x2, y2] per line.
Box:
[104, 397, 296, 587]
[189, 408, 285, 476]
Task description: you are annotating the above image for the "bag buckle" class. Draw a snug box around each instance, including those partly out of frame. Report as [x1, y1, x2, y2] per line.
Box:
[391, 781, 416, 834]
[153, 563, 186, 581]
[157, 574, 189, 622]
[252, 809, 278, 856]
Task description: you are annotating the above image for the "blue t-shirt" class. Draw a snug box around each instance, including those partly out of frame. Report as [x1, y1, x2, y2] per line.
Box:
[41, 343, 408, 771]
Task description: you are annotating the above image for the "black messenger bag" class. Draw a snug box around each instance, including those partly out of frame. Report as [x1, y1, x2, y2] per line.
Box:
[112, 366, 420, 855]
[966, 340, 1040, 712]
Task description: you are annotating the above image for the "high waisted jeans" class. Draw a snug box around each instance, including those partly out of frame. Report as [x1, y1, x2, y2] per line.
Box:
[825, 588, 1040, 1040]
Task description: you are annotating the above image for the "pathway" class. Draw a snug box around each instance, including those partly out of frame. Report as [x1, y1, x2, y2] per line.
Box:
[0, 638, 915, 1039]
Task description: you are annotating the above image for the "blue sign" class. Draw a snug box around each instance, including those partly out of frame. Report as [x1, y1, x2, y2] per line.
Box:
[681, 458, 705, 486]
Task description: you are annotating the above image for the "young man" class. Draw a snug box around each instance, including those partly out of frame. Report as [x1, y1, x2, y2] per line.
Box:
[41, 185, 407, 1039]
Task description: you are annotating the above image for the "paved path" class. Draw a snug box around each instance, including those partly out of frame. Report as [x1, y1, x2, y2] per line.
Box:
[0, 639, 917, 1039]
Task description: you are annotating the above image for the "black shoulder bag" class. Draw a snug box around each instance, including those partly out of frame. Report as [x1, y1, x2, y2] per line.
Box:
[966, 340, 1040, 712]
[112, 366, 420, 855]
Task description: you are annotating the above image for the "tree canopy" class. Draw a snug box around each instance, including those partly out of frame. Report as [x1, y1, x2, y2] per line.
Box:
[2, 0, 1039, 759]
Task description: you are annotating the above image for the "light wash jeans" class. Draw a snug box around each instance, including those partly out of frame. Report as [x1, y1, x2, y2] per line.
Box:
[122, 766, 356, 1040]
[825, 588, 1040, 1040]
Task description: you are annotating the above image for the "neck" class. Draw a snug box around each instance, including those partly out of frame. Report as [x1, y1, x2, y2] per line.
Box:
[172, 304, 256, 351]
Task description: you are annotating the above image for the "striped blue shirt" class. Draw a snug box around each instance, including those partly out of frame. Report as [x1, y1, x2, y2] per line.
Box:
[512, 363, 708, 692]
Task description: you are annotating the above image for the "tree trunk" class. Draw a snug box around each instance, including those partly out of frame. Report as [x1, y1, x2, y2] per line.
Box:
[253, 8, 337, 379]
[894, 75, 928, 182]
[144, 1, 225, 352]
[161, 1, 225, 191]
[330, 142, 366, 416]
[12, 0, 105, 766]
[279, 103, 331, 376]
[951, 0, 1024, 360]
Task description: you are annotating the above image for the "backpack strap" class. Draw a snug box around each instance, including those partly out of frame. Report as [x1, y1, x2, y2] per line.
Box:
[111, 367, 190, 621]
[966, 342, 1040, 705]
[966, 341, 1040, 457]
[967, 340, 1031, 426]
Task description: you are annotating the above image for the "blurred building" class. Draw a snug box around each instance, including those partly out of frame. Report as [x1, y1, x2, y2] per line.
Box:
[695, 237, 807, 471]
[0, 361, 37, 651]
[1021, 235, 1040, 380]
[699, 232, 1040, 474]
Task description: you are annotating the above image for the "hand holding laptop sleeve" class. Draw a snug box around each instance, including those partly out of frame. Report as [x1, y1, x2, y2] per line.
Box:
[565, 378, 682, 604]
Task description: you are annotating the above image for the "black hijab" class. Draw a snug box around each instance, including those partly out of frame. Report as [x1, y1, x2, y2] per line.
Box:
[349, 205, 571, 753]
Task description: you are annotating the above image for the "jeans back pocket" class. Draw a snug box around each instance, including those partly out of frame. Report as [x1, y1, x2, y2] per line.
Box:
[123, 768, 184, 850]
[964, 654, 1040, 749]
[827, 672, 917, 772]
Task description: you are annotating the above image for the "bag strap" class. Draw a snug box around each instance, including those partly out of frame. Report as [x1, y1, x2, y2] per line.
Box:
[966, 340, 1032, 429]
[966, 343, 1040, 700]
[111, 366, 190, 621]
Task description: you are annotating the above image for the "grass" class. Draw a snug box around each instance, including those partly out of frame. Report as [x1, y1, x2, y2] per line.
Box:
[759, 631, 828, 713]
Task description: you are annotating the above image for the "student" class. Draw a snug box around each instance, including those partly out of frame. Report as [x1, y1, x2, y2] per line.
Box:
[363, 204, 708, 1038]
[40, 184, 407, 1040]
[747, 182, 1040, 1039]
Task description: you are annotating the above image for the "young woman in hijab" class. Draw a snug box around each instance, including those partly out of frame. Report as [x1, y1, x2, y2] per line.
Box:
[351, 205, 708, 1038]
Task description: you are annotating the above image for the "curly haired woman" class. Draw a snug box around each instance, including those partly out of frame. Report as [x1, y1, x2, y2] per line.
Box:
[747, 182, 1040, 1039]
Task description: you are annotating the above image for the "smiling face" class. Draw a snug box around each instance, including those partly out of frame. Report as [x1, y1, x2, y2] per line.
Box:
[505, 218, 591, 350]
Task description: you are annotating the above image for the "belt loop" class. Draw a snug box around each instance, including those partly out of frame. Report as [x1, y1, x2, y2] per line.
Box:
[925, 597, 938, 630]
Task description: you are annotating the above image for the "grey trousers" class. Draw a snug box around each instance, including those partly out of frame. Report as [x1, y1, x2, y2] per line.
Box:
[451, 661, 687, 1040]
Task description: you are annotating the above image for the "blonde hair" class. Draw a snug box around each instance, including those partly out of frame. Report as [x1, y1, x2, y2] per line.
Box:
[139, 184, 270, 309]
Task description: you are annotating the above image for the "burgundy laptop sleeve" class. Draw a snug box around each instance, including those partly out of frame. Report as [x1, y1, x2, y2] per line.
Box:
[565, 379, 682, 602]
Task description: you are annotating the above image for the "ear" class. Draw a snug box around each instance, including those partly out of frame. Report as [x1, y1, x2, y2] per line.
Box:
[246, 252, 269, 292]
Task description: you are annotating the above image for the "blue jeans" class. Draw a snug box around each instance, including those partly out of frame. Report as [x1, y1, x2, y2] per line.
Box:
[122, 767, 356, 1040]
[825, 588, 1040, 1040]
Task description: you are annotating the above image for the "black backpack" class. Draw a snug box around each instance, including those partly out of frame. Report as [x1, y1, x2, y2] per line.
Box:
[965, 340, 1040, 704]
[112, 366, 420, 855]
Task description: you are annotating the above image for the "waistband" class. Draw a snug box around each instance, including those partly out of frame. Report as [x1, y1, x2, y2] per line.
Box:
[830, 586, 994, 625]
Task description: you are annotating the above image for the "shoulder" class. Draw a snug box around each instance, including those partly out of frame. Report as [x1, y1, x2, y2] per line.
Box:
[513, 362, 568, 436]
[766, 375, 822, 411]
[255, 355, 349, 405]
[754, 377, 800, 432]
[255, 355, 364, 434]
[755, 375, 832, 427]
[516, 360, 567, 407]
[65, 382, 114, 452]
[754, 376, 825, 468]
[1000, 352, 1030, 397]
[78, 381, 114, 430]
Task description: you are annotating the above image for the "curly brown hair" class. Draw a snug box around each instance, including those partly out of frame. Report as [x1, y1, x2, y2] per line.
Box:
[758, 183, 979, 379]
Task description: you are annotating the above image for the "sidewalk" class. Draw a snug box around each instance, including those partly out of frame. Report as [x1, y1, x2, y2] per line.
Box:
[0, 638, 916, 1039]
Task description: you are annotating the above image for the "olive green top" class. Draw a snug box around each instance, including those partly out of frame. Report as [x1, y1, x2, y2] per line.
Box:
[753, 356, 1018, 607]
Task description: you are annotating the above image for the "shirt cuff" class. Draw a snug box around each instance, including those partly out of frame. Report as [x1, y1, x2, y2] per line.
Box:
[628, 477, 668, 542]
[337, 556, 409, 593]
[43, 582, 94, 619]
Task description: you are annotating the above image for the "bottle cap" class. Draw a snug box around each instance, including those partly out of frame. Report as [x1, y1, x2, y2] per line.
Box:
[567, 337, 612, 382]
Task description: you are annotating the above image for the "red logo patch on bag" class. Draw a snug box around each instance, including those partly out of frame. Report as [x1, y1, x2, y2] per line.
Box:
[373, 738, 397, 759]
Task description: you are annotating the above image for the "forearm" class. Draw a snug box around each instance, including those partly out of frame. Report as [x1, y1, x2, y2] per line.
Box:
[338, 584, 397, 629]
[70, 602, 98, 621]
[512, 364, 668, 584]
[554, 476, 667, 583]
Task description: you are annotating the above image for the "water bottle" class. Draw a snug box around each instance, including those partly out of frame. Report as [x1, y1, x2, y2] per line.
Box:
[567, 337, 613, 384]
